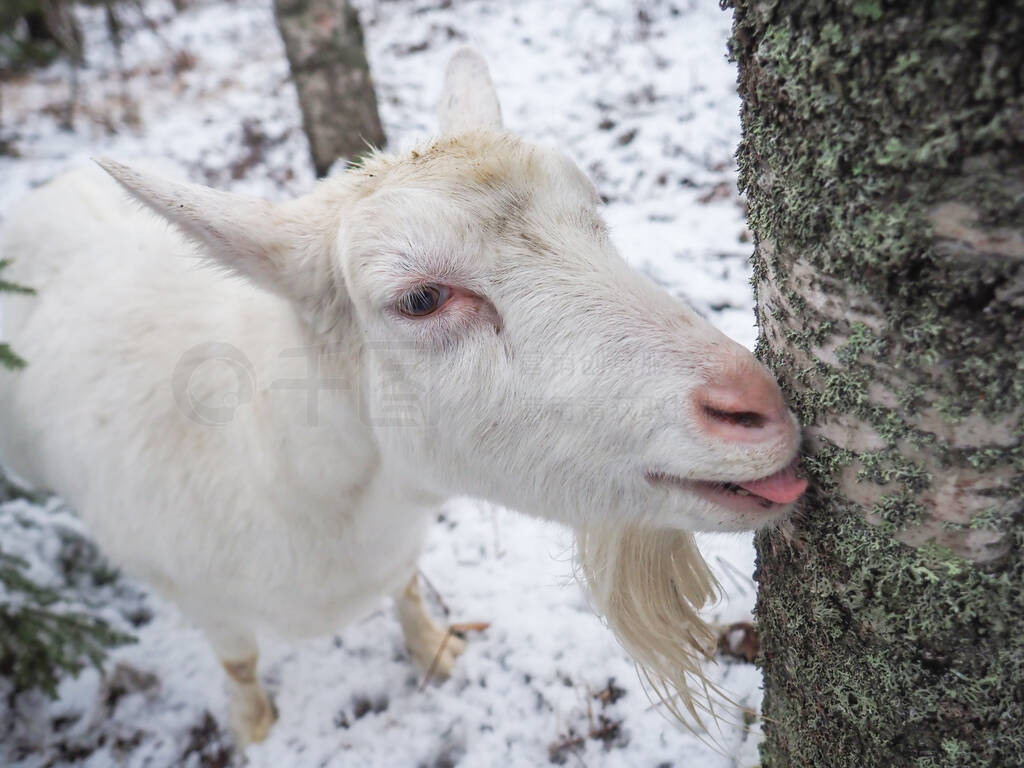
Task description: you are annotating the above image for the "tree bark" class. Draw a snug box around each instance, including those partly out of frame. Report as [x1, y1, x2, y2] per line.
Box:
[273, 0, 386, 176]
[727, 1, 1024, 766]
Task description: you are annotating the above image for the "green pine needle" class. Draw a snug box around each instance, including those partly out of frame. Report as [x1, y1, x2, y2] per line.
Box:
[0, 343, 26, 370]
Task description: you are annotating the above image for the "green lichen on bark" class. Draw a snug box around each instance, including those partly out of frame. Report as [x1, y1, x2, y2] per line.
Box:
[726, 0, 1024, 765]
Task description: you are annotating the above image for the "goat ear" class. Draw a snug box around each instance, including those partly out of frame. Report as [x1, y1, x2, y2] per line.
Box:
[438, 47, 503, 135]
[96, 158, 313, 299]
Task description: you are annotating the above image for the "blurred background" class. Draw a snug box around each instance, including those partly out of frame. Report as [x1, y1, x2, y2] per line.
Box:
[0, 1, 764, 765]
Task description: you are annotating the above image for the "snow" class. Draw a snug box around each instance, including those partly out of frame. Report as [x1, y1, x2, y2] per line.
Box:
[0, 0, 765, 765]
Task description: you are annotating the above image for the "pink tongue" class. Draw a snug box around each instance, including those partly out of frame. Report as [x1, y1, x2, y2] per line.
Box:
[737, 465, 808, 504]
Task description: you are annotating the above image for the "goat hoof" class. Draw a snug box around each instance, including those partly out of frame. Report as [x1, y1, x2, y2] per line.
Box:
[230, 691, 277, 747]
[424, 630, 466, 679]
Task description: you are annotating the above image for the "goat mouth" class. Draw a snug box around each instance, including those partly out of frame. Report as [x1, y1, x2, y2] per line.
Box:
[646, 462, 807, 514]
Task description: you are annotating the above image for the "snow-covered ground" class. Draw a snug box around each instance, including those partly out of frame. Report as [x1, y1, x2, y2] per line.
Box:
[0, 1, 764, 765]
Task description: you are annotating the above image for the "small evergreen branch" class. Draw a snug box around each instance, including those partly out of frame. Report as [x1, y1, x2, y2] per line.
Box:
[0, 259, 31, 369]
[0, 342, 26, 369]
[0, 547, 134, 696]
[0, 541, 135, 698]
[0, 279, 35, 295]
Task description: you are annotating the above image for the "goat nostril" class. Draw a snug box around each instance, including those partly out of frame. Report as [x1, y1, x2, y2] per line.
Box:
[702, 406, 767, 430]
[693, 367, 790, 444]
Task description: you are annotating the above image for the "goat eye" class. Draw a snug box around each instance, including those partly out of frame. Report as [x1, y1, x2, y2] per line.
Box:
[397, 284, 449, 317]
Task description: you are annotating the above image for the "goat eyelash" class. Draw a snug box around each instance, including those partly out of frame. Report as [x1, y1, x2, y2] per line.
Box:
[396, 283, 452, 318]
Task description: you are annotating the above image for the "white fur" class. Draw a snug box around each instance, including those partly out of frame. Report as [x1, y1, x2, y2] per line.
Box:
[0, 49, 800, 742]
[438, 48, 502, 134]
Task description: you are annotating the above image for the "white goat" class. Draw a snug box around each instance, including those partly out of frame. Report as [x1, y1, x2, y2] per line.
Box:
[0, 49, 806, 744]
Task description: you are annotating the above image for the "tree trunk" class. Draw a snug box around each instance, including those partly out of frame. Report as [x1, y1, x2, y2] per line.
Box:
[727, 1, 1024, 766]
[273, 0, 386, 176]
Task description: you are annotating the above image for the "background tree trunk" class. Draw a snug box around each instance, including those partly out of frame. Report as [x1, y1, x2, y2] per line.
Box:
[727, 1, 1024, 766]
[273, 0, 386, 176]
